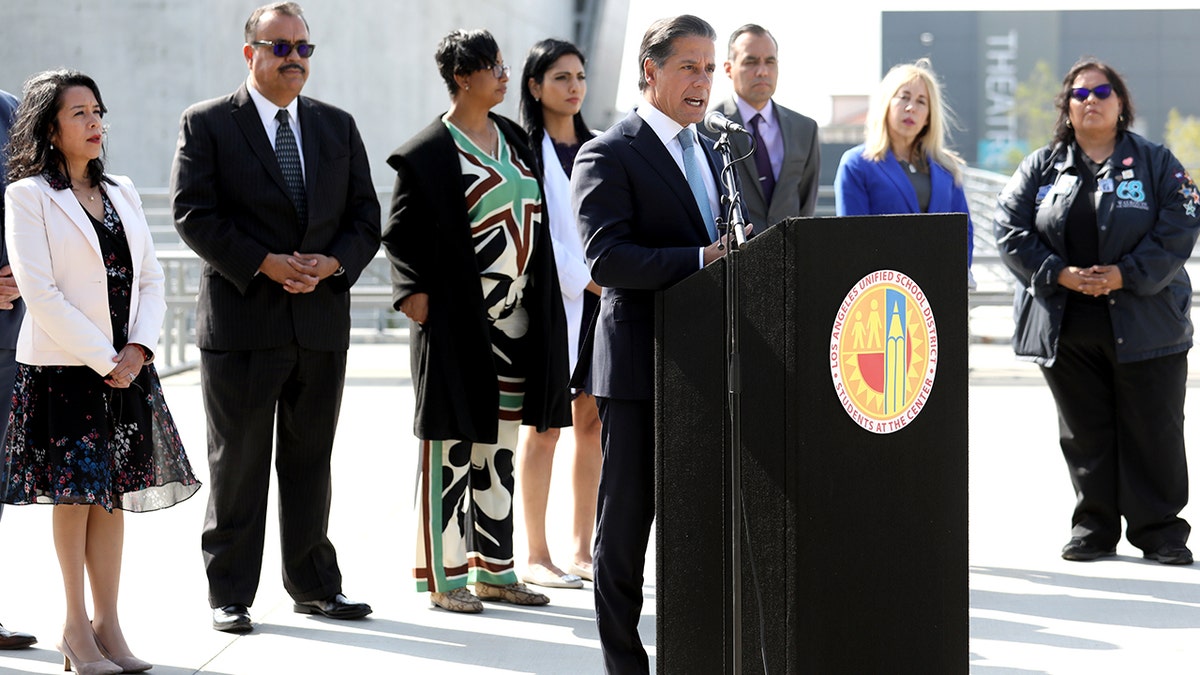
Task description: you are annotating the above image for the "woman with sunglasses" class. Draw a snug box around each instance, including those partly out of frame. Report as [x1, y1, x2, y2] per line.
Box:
[382, 29, 572, 613]
[995, 58, 1199, 566]
[834, 58, 974, 272]
[2, 69, 199, 673]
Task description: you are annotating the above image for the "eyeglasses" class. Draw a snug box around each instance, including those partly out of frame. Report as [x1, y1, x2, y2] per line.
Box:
[488, 63, 511, 79]
[1070, 83, 1112, 102]
[250, 40, 316, 58]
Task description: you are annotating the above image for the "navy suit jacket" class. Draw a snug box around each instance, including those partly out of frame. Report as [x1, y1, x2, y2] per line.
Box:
[0, 89, 25, 350]
[834, 144, 974, 263]
[573, 109, 724, 400]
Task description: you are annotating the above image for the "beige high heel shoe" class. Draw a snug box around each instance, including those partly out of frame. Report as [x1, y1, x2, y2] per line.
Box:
[93, 632, 153, 673]
[58, 634, 122, 675]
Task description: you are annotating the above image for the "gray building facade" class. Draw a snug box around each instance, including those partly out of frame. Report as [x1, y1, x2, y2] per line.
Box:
[883, 10, 1200, 172]
[0, 0, 628, 189]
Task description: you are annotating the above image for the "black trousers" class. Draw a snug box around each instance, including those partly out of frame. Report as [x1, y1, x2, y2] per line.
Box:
[200, 345, 347, 608]
[1040, 300, 1191, 551]
[594, 396, 655, 675]
[0, 349, 16, 521]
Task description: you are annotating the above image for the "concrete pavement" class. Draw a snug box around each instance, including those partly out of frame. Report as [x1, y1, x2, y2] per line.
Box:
[1, 316, 1198, 674]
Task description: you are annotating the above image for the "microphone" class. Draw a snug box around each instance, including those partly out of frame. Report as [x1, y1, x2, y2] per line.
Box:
[703, 110, 749, 135]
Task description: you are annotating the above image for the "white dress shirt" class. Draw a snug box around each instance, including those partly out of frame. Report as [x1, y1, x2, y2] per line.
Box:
[247, 80, 306, 177]
[636, 102, 720, 267]
[735, 95, 783, 181]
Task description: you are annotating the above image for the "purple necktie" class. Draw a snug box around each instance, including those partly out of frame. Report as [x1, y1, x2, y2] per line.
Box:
[751, 113, 775, 206]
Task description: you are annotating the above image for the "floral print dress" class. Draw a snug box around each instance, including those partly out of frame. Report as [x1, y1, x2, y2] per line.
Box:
[1, 182, 199, 512]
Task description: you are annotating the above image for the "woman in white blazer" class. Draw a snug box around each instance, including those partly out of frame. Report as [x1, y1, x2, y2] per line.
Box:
[1, 70, 197, 675]
[514, 39, 603, 589]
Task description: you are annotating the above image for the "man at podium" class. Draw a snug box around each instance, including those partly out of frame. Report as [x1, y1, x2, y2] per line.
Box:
[571, 13, 741, 674]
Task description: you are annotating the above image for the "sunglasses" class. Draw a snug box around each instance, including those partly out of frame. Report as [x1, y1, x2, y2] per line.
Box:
[1070, 84, 1112, 102]
[251, 40, 316, 58]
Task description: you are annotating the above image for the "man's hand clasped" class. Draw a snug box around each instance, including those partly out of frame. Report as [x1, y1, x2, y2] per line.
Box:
[259, 251, 341, 294]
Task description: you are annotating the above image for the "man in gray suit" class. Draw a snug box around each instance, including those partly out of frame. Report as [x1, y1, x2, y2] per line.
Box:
[702, 24, 820, 230]
[0, 87, 36, 651]
[170, 1, 380, 633]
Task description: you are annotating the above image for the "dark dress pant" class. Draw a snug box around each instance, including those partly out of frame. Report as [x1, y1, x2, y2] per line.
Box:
[0, 349, 15, 520]
[594, 396, 655, 675]
[200, 344, 347, 608]
[1040, 300, 1191, 551]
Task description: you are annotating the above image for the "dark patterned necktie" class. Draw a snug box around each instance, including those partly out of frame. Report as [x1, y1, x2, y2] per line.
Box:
[275, 109, 307, 224]
[751, 113, 776, 206]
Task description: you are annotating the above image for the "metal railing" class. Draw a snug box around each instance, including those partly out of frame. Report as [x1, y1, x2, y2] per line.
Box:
[140, 171, 1200, 369]
[143, 181, 1022, 372]
[962, 168, 1019, 309]
[143, 188, 402, 374]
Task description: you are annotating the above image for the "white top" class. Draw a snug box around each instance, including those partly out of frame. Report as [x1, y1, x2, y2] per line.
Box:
[734, 94, 783, 181]
[636, 102, 720, 219]
[636, 102, 719, 266]
[540, 132, 590, 375]
[4, 174, 165, 375]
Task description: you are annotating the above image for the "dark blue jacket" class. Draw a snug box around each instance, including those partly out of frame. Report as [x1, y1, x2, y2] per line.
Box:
[0, 89, 25, 350]
[994, 132, 1200, 365]
[572, 109, 725, 401]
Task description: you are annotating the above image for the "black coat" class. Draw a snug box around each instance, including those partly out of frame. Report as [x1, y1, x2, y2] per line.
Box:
[383, 113, 571, 443]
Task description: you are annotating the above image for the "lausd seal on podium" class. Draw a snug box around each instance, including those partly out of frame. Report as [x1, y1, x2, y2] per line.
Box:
[830, 270, 938, 434]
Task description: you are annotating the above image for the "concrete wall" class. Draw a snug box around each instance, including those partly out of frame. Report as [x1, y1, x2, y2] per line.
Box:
[0, 0, 593, 190]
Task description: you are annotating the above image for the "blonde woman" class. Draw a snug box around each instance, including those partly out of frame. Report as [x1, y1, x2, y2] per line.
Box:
[834, 58, 973, 266]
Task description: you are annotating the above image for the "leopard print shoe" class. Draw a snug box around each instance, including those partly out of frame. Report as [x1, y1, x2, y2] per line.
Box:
[475, 581, 550, 606]
[430, 587, 483, 613]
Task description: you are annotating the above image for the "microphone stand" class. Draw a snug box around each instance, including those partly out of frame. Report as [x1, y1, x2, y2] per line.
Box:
[712, 130, 749, 675]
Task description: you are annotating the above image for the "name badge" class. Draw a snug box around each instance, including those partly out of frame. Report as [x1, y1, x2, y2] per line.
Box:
[1051, 175, 1078, 195]
[1098, 178, 1115, 193]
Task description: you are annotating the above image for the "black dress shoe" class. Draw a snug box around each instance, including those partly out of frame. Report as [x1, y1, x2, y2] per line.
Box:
[1144, 543, 1194, 565]
[212, 604, 253, 633]
[1061, 537, 1116, 562]
[293, 593, 372, 619]
[0, 623, 37, 649]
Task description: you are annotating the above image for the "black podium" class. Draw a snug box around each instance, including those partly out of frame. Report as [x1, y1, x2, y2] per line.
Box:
[655, 214, 969, 673]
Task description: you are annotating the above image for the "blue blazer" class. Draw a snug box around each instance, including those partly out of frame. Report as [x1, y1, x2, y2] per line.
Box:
[573, 109, 724, 400]
[834, 144, 973, 264]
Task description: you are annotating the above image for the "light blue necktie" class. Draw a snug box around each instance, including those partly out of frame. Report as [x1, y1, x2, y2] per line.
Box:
[677, 127, 718, 242]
